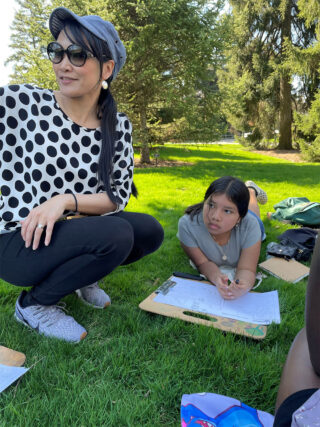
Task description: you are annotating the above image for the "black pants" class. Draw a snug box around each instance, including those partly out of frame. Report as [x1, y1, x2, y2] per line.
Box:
[0, 212, 164, 306]
[273, 388, 318, 426]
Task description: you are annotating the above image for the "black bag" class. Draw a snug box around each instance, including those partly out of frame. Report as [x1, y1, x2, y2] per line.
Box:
[266, 242, 297, 260]
[277, 228, 318, 262]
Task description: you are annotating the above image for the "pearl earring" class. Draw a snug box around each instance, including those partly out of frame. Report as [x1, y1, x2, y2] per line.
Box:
[102, 80, 108, 90]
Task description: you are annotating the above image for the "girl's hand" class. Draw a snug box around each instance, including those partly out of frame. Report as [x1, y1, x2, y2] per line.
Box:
[227, 279, 251, 299]
[20, 195, 69, 250]
[214, 273, 234, 299]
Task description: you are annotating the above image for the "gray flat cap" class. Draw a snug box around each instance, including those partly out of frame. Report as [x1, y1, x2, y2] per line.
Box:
[49, 7, 126, 80]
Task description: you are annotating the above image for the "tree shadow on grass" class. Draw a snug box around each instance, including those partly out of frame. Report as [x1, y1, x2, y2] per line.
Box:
[135, 158, 320, 187]
[157, 146, 250, 162]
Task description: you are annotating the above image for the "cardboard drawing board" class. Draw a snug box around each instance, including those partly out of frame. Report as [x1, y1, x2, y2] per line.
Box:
[139, 276, 267, 340]
[259, 257, 310, 283]
[0, 346, 26, 367]
[0, 347, 29, 394]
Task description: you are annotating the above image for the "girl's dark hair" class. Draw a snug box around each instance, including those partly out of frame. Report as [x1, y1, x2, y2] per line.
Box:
[59, 20, 137, 200]
[185, 176, 249, 220]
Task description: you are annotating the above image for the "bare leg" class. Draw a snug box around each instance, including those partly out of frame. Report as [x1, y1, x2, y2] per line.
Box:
[248, 188, 261, 218]
[275, 327, 320, 411]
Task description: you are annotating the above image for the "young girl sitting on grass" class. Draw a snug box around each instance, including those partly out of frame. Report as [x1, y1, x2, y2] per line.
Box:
[177, 176, 267, 300]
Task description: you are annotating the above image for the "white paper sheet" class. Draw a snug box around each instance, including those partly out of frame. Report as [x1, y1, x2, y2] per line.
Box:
[0, 364, 29, 393]
[154, 277, 280, 325]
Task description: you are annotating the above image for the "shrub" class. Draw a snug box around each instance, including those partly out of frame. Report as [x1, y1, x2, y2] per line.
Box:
[298, 136, 320, 162]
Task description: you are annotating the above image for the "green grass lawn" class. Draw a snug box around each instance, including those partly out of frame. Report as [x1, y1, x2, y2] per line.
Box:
[1, 143, 319, 426]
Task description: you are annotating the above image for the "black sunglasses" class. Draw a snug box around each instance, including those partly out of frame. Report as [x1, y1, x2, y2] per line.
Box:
[47, 42, 95, 67]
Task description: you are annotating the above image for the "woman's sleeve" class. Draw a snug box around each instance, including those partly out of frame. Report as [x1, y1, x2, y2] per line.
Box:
[108, 113, 134, 212]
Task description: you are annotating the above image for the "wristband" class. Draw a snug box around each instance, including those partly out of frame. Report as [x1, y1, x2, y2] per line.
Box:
[70, 192, 78, 213]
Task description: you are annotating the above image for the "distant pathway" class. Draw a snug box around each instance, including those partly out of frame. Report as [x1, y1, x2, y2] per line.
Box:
[252, 150, 304, 163]
[165, 137, 237, 146]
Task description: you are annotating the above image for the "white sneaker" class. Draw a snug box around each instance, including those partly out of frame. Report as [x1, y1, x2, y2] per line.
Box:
[14, 291, 87, 343]
[76, 282, 111, 309]
[245, 180, 268, 205]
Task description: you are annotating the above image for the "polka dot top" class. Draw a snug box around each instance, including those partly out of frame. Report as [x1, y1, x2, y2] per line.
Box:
[0, 84, 134, 233]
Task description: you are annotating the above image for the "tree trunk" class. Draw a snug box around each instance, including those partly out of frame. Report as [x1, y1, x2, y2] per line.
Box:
[278, 0, 292, 150]
[279, 73, 292, 149]
[139, 104, 150, 163]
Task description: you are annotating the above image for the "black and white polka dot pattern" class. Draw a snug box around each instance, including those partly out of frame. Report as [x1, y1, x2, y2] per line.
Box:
[0, 84, 134, 232]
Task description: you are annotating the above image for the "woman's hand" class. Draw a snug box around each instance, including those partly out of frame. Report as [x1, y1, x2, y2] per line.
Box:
[20, 195, 70, 250]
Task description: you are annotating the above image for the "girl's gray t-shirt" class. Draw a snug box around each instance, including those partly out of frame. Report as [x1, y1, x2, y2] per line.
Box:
[177, 211, 261, 267]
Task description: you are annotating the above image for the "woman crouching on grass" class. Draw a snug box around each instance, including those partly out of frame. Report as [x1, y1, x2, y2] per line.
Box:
[0, 7, 163, 343]
[177, 176, 267, 300]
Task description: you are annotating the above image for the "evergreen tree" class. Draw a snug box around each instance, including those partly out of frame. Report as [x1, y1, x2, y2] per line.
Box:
[7, 0, 227, 163]
[288, 0, 320, 160]
[8, 0, 53, 87]
[97, 0, 226, 162]
[218, 0, 314, 150]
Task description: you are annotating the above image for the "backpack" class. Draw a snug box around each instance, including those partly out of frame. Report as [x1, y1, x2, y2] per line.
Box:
[277, 227, 318, 261]
[181, 393, 274, 426]
[271, 197, 320, 226]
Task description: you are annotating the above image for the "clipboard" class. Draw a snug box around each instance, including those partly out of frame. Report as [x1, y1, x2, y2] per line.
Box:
[139, 276, 267, 340]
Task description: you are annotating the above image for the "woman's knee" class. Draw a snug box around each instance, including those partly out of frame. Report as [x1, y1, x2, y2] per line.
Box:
[150, 217, 164, 251]
[99, 216, 134, 255]
[89, 212, 163, 259]
[61, 216, 135, 258]
[137, 214, 164, 253]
